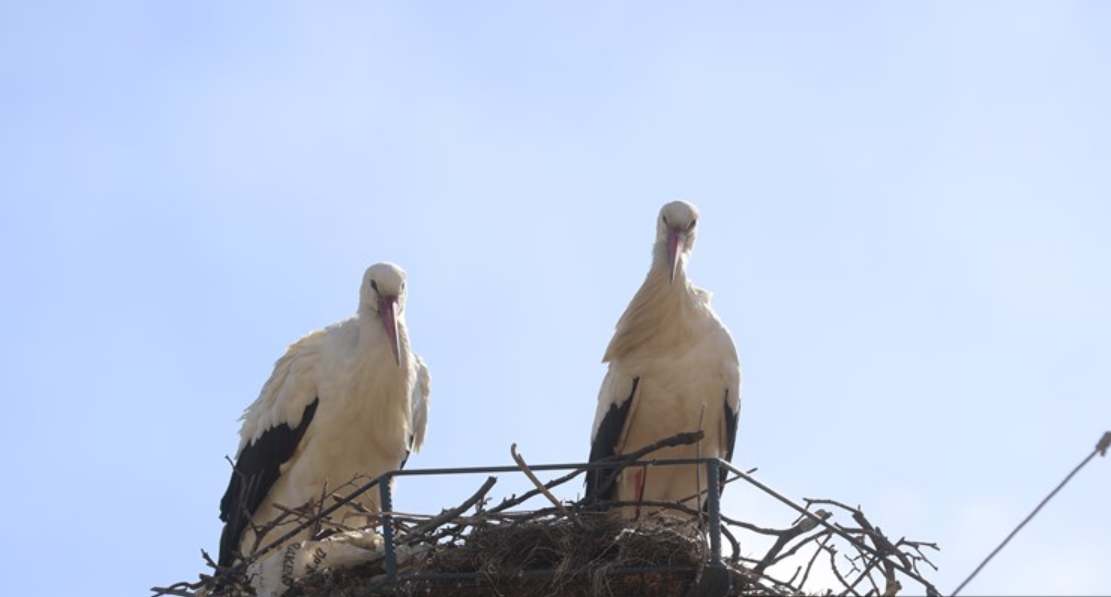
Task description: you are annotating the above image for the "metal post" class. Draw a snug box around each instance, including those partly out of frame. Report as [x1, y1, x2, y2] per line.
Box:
[685, 458, 731, 597]
[706, 459, 722, 563]
[379, 474, 397, 583]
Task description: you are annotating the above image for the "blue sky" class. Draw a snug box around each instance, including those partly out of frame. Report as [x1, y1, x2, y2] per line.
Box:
[1, 2, 1109, 595]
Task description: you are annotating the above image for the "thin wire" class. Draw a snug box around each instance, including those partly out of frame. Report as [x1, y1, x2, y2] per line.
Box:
[951, 431, 1110, 596]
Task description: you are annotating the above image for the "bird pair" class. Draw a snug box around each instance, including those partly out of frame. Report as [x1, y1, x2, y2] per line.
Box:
[217, 200, 741, 570]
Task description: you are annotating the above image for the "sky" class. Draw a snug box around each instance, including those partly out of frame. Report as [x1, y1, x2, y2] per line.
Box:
[1, 1, 1109, 595]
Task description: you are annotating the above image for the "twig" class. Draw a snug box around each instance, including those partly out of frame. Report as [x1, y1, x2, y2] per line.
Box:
[852, 510, 910, 569]
[150, 580, 204, 597]
[312, 480, 330, 538]
[766, 528, 834, 573]
[798, 533, 833, 590]
[223, 473, 389, 581]
[148, 588, 195, 597]
[510, 444, 578, 525]
[801, 497, 940, 596]
[900, 539, 940, 574]
[825, 544, 860, 597]
[720, 523, 742, 562]
[721, 514, 789, 536]
[248, 504, 295, 555]
[753, 510, 832, 575]
[400, 476, 497, 545]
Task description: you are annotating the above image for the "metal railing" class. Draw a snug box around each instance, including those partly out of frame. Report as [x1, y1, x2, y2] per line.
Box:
[226, 455, 940, 597]
[372, 457, 732, 596]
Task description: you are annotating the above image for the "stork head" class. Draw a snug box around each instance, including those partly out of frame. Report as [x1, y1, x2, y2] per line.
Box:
[360, 262, 407, 365]
[656, 200, 700, 283]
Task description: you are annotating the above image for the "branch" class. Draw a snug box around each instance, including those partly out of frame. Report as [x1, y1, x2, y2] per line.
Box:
[400, 476, 497, 545]
[510, 444, 578, 526]
[752, 510, 832, 576]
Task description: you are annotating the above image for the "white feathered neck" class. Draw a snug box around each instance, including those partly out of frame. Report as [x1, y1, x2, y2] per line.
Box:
[603, 241, 712, 363]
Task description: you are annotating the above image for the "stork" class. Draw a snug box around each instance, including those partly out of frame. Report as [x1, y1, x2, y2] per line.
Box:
[586, 201, 741, 516]
[217, 262, 430, 568]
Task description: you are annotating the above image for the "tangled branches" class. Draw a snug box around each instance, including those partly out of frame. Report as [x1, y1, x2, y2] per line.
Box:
[723, 497, 940, 596]
[153, 433, 941, 597]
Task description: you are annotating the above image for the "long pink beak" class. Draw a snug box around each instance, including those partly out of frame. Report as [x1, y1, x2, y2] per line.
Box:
[668, 229, 686, 283]
[378, 296, 401, 365]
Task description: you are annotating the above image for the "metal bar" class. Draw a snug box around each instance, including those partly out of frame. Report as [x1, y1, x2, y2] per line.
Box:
[387, 457, 720, 477]
[706, 459, 722, 563]
[394, 564, 698, 582]
[354, 565, 701, 597]
[379, 474, 397, 583]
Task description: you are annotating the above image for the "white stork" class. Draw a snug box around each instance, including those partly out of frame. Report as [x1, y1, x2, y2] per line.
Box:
[586, 201, 741, 516]
[218, 262, 430, 567]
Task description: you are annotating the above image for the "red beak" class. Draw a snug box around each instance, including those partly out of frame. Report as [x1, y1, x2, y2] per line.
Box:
[378, 296, 401, 365]
[667, 229, 686, 283]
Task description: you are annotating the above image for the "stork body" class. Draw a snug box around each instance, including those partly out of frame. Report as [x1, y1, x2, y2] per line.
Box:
[218, 263, 429, 567]
[587, 201, 741, 516]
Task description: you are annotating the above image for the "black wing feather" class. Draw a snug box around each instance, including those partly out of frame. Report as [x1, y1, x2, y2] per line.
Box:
[720, 390, 740, 492]
[702, 389, 741, 514]
[399, 435, 413, 470]
[218, 398, 319, 567]
[585, 377, 639, 501]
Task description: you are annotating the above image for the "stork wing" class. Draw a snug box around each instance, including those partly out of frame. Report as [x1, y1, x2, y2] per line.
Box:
[400, 354, 431, 469]
[723, 390, 739, 462]
[217, 330, 324, 567]
[585, 367, 639, 501]
[716, 353, 742, 498]
[714, 387, 740, 495]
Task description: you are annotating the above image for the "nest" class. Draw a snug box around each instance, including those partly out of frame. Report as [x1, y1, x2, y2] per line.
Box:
[410, 513, 706, 595]
[278, 513, 712, 597]
[154, 434, 942, 597]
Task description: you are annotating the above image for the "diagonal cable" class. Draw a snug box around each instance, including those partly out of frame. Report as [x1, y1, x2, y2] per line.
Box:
[952, 430, 1111, 596]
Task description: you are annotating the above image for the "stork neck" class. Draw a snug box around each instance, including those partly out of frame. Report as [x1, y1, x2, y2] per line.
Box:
[358, 312, 411, 367]
[602, 248, 697, 362]
[356, 309, 389, 344]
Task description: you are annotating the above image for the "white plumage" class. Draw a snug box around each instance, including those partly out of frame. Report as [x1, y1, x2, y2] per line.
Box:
[406, 354, 431, 467]
[218, 262, 430, 567]
[586, 201, 741, 516]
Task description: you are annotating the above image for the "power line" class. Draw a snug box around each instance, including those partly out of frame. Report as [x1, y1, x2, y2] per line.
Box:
[952, 431, 1111, 596]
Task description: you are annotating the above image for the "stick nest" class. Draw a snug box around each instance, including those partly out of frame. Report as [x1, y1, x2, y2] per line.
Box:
[154, 433, 941, 597]
[417, 512, 705, 581]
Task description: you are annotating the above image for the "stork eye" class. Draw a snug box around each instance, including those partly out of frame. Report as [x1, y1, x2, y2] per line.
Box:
[688, 219, 697, 231]
[662, 215, 669, 226]
[370, 280, 379, 293]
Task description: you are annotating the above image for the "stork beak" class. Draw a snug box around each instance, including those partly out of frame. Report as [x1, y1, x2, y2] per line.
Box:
[668, 228, 685, 284]
[378, 296, 401, 365]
